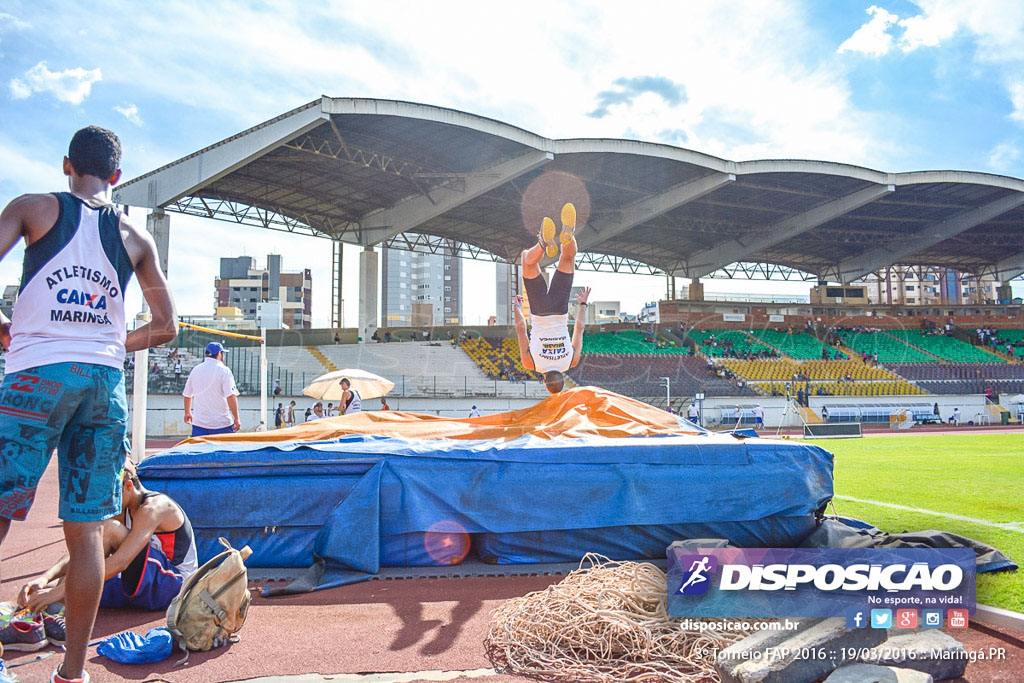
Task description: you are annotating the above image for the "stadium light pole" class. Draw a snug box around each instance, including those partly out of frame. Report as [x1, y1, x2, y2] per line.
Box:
[660, 376, 670, 409]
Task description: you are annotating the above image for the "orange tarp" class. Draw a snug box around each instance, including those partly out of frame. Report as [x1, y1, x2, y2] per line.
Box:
[184, 387, 700, 445]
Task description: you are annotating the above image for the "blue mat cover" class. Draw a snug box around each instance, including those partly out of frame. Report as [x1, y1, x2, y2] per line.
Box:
[137, 433, 833, 594]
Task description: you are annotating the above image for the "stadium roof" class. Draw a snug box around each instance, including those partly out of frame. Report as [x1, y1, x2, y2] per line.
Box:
[113, 97, 1024, 283]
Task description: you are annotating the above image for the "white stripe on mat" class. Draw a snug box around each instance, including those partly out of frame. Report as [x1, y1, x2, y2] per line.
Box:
[835, 495, 1024, 533]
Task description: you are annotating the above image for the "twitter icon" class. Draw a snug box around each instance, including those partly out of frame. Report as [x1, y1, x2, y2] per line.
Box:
[870, 609, 893, 629]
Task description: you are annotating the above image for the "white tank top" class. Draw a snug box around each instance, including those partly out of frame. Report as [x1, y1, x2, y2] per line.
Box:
[344, 389, 362, 414]
[5, 193, 133, 374]
[528, 314, 572, 373]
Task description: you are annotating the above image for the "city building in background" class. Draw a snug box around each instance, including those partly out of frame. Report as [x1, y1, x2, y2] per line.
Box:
[1, 285, 17, 318]
[214, 255, 311, 329]
[854, 267, 999, 306]
[381, 247, 462, 327]
[495, 263, 515, 326]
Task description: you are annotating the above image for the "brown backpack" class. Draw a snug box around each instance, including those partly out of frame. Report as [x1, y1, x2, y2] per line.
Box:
[166, 537, 252, 664]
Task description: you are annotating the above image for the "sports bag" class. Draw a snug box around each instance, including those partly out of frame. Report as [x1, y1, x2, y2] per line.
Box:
[166, 537, 252, 663]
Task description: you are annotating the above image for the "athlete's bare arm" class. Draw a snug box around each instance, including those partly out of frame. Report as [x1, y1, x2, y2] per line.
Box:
[20, 495, 184, 611]
[513, 295, 535, 371]
[0, 194, 61, 347]
[120, 214, 177, 352]
[569, 287, 590, 368]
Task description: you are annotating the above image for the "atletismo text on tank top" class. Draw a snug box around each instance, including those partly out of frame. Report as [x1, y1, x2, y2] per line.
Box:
[5, 194, 133, 374]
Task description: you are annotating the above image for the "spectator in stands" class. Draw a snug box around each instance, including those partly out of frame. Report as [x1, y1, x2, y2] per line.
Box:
[274, 403, 284, 429]
[340, 378, 362, 414]
[182, 342, 240, 437]
[174, 358, 182, 381]
[821, 346, 829, 360]
[274, 378, 281, 396]
[513, 204, 588, 395]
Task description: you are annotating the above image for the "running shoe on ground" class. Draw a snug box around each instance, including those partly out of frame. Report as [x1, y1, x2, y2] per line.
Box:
[51, 666, 90, 682]
[559, 202, 576, 244]
[42, 613, 65, 646]
[0, 618, 46, 652]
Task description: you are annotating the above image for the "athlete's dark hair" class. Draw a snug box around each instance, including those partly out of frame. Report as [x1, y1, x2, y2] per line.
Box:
[543, 370, 565, 394]
[68, 125, 121, 180]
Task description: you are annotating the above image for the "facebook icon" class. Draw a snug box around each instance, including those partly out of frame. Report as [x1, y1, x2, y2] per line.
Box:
[846, 608, 867, 629]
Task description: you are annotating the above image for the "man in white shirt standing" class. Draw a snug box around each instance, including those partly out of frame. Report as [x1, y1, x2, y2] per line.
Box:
[182, 342, 240, 437]
[686, 402, 700, 424]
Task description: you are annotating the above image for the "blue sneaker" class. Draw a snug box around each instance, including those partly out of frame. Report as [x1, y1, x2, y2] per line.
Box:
[0, 617, 46, 651]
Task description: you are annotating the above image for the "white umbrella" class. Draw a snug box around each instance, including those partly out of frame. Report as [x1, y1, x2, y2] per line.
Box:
[302, 368, 395, 401]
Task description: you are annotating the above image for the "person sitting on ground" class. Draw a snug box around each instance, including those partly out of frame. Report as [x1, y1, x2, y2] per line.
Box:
[19, 463, 197, 615]
[340, 378, 362, 414]
[513, 203, 590, 394]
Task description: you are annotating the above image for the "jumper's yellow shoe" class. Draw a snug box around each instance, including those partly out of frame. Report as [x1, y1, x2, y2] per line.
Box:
[540, 216, 558, 258]
[560, 203, 577, 245]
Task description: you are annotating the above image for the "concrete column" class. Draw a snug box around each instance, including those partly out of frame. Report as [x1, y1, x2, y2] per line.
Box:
[358, 247, 378, 342]
[146, 209, 170, 277]
[688, 278, 704, 301]
[495, 263, 513, 326]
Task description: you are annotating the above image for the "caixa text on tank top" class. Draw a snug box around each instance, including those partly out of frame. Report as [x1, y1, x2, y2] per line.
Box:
[538, 336, 569, 360]
[45, 264, 120, 325]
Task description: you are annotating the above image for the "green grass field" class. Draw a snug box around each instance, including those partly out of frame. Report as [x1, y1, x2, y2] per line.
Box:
[806, 433, 1024, 612]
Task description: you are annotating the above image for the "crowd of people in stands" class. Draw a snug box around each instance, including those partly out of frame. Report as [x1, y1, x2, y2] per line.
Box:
[698, 332, 780, 360]
[704, 357, 747, 389]
[977, 327, 1020, 358]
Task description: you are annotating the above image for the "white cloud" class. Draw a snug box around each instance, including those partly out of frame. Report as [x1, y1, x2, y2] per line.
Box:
[0, 12, 30, 31]
[837, 5, 899, 56]
[115, 103, 143, 126]
[9, 61, 101, 104]
[987, 141, 1021, 171]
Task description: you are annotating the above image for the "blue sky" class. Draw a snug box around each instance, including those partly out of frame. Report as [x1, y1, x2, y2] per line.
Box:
[1, 0, 1022, 325]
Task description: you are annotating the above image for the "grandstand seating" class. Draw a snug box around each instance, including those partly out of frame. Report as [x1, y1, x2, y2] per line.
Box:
[890, 330, 1004, 363]
[835, 330, 935, 363]
[567, 354, 756, 397]
[686, 330, 776, 358]
[721, 358, 898, 382]
[752, 379, 925, 397]
[886, 363, 1024, 381]
[582, 329, 690, 354]
[915, 379, 1024, 395]
[747, 329, 844, 360]
[460, 337, 541, 381]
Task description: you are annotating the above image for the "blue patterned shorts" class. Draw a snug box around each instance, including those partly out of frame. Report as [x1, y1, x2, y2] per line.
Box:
[0, 362, 127, 522]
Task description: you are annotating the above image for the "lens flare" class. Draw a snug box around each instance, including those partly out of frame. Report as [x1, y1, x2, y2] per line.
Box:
[423, 520, 471, 565]
[520, 170, 590, 242]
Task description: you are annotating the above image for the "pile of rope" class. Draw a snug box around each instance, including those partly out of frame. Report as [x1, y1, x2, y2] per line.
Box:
[485, 553, 749, 682]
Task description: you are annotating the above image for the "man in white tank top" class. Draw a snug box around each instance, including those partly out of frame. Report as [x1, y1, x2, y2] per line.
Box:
[0, 126, 177, 683]
[513, 203, 591, 394]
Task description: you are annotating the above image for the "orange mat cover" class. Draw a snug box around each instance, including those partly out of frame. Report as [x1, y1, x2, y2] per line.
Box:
[184, 386, 700, 444]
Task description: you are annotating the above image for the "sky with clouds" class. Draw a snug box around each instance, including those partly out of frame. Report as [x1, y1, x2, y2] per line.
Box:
[1, 0, 1022, 326]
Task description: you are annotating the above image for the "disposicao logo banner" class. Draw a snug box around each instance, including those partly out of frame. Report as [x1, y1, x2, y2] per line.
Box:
[667, 547, 975, 617]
